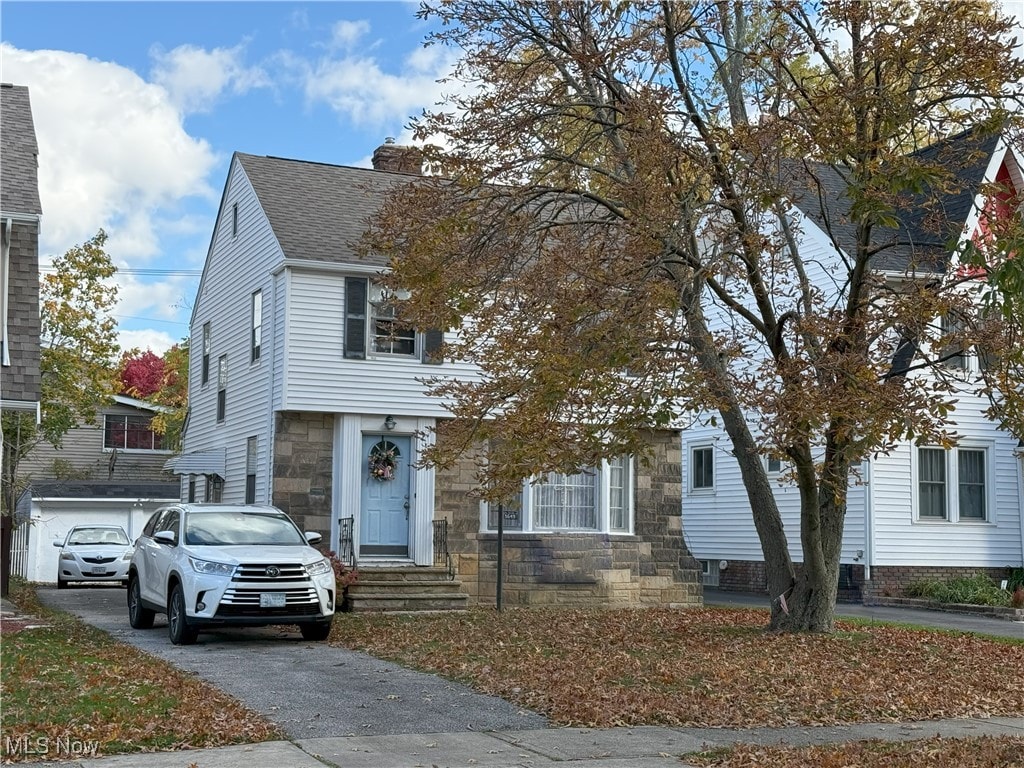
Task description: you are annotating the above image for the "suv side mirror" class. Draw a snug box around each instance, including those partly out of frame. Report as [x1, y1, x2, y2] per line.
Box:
[52, 540, 64, 548]
[304, 531, 322, 545]
[153, 530, 177, 546]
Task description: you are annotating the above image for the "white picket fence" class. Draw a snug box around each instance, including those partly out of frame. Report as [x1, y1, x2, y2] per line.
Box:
[10, 521, 30, 579]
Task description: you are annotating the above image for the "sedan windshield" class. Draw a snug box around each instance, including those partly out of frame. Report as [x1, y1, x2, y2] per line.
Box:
[185, 511, 306, 546]
[67, 528, 130, 546]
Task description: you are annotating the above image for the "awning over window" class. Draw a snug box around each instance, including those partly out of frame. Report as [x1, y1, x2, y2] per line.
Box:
[164, 448, 226, 477]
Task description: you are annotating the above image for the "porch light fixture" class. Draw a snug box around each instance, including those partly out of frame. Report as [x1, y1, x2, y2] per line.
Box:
[384, 415, 397, 431]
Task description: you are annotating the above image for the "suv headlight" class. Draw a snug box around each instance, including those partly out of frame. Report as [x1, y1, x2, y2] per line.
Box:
[188, 557, 235, 576]
[305, 558, 332, 577]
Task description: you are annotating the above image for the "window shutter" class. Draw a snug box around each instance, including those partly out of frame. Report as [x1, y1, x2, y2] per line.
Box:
[344, 277, 368, 359]
[422, 329, 444, 364]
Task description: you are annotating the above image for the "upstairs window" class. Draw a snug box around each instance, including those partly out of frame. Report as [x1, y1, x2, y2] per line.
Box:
[216, 355, 227, 423]
[231, 202, 238, 237]
[369, 282, 415, 356]
[104, 414, 165, 451]
[251, 290, 262, 363]
[202, 323, 211, 385]
[940, 314, 966, 370]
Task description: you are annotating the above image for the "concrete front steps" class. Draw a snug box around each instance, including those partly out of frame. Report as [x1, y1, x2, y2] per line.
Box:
[343, 566, 469, 613]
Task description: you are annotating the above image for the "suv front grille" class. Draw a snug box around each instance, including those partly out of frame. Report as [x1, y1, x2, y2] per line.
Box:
[232, 563, 310, 582]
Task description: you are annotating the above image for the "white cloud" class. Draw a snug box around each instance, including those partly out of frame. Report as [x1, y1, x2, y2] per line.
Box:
[150, 43, 269, 114]
[329, 20, 371, 52]
[0, 44, 218, 263]
[118, 328, 178, 356]
[298, 32, 458, 129]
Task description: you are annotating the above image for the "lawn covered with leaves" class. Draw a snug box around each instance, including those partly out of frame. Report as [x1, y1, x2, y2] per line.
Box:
[332, 607, 1024, 728]
[1, 584, 282, 761]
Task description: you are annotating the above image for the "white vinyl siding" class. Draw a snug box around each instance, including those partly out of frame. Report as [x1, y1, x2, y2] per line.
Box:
[283, 268, 477, 415]
[183, 158, 277, 505]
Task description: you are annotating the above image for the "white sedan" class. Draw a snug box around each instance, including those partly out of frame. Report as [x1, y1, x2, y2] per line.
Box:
[54, 525, 133, 588]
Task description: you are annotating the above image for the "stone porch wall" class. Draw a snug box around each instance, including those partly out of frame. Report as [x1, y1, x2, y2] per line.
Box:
[436, 430, 702, 608]
[272, 412, 334, 537]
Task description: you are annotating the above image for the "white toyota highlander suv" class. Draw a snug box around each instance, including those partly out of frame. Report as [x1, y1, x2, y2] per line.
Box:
[127, 503, 336, 645]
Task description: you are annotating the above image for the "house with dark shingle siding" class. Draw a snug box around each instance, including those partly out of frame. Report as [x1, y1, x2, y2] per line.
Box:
[0, 83, 43, 414]
[170, 142, 702, 610]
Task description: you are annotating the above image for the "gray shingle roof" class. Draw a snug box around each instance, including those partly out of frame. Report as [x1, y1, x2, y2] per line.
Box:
[0, 83, 42, 216]
[27, 481, 180, 499]
[236, 153, 420, 267]
[784, 128, 999, 273]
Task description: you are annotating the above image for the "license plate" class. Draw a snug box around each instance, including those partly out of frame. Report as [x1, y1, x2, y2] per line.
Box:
[90, 566, 107, 575]
[260, 593, 287, 608]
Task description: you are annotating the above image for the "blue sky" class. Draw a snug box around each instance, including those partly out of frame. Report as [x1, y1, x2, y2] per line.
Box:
[1, 1, 453, 354]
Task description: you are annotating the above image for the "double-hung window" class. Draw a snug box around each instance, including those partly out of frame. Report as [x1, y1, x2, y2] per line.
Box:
[916, 446, 989, 522]
[690, 445, 714, 492]
[251, 290, 262, 363]
[345, 277, 443, 362]
[201, 323, 211, 385]
[216, 355, 227, 423]
[483, 457, 632, 534]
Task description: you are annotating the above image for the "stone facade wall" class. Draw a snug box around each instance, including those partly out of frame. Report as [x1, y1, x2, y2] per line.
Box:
[4, 222, 41, 404]
[272, 412, 334, 536]
[863, 565, 1016, 600]
[436, 429, 702, 608]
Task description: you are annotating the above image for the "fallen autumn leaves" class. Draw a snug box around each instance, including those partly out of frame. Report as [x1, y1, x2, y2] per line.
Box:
[1, 585, 282, 761]
[331, 606, 1024, 729]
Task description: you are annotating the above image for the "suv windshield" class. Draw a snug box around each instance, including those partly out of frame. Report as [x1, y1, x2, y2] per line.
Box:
[68, 528, 129, 546]
[184, 511, 306, 546]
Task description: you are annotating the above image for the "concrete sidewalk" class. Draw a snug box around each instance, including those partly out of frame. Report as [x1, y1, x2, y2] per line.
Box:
[23, 718, 1024, 768]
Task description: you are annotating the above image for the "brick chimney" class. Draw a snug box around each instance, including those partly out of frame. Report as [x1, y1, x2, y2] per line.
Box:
[371, 137, 423, 175]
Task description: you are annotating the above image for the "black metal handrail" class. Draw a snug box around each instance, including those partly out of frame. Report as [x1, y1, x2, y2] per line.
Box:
[338, 516, 356, 569]
[432, 519, 455, 580]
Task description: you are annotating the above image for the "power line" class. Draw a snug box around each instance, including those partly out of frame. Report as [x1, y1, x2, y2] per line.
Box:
[40, 266, 202, 277]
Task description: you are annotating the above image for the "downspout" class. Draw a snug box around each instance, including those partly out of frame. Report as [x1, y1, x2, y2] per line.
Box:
[2, 218, 12, 366]
[863, 458, 873, 583]
[1016, 441, 1024, 569]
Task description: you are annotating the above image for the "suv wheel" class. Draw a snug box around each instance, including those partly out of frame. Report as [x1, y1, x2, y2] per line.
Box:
[300, 621, 332, 642]
[167, 584, 199, 645]
[127, 576, 155, 629]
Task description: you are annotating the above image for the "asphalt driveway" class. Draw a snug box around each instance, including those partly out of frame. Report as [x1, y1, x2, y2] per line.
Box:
[37, 586, 548, 740]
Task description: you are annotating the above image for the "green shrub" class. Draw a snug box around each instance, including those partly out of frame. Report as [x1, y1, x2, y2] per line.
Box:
[903, 574, 1011, 607]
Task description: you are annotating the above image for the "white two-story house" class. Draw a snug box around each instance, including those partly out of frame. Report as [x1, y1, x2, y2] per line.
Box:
[682, 128, 1024, 600]
[169, 141, 701, 609]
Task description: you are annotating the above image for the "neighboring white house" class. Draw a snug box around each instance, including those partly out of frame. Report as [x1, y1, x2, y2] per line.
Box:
[682, 129, 1024, 600]
[13, 394, 179, 583]
[168, 142, 701, 608]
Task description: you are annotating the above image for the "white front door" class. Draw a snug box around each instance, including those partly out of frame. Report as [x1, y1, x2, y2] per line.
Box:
[359, 435, 411, 557]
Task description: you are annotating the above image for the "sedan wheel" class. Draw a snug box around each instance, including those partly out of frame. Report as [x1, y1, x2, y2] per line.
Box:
[167, 584, 199, 645]
[127, 576, 155, 629]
